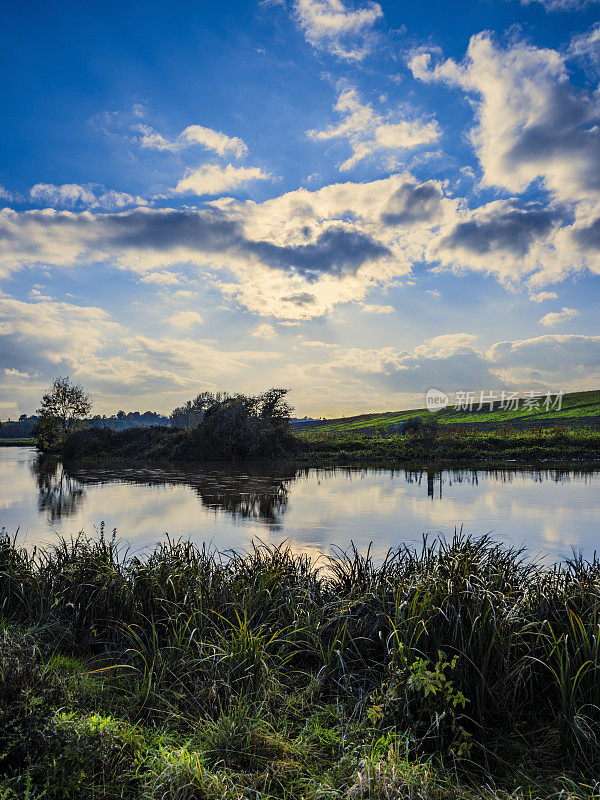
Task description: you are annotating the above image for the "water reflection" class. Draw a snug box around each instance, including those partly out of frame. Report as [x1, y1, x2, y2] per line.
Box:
[30, 459, 600, 529]
[65, 464, 301, 525]
[62, 464, 459, 517]
[2, 446, 598, 560]
[30, 454, 86, 522]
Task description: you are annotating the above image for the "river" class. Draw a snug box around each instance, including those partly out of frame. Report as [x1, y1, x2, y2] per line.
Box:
[1, 446, 599, 562]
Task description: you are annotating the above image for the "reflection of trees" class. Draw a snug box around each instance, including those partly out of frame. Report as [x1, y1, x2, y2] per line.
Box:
[65, 464, 302, 526]
[30, 455, 86, 522]
[192, 477, 291, 523]
[400, 467, 596, 500]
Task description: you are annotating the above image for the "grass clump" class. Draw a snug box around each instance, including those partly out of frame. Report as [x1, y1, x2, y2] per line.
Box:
[4, 532, 600, 796]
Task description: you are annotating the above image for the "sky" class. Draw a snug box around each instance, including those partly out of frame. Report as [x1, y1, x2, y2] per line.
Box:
[0, 0, 599, 418]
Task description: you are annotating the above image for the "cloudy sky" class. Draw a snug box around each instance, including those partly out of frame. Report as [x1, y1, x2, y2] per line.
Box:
[1, 0, 599, 418]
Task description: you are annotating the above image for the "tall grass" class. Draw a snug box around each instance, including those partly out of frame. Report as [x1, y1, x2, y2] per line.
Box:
[3, 530, 600, 797]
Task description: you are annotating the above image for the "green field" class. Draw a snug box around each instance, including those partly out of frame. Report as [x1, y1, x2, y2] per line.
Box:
[299, 389, 600, 433]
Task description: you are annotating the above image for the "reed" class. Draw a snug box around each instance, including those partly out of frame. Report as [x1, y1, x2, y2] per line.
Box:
[2, 530, 600, 797]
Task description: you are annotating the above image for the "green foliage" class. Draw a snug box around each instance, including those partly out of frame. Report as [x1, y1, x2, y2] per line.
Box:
[300, 389, 600, 434]
[143, 745, 244, 800]
[32, 412, 63, 452]
[34, 377, 92, 452]
[5, 534, 600, 796]
[369, 647, 472, 758]
[46, 712, 147, 798]
[299, 426, 600, 466]
[63, 387, 296, 461]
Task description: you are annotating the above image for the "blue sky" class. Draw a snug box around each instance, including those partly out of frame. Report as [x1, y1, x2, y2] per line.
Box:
[0, 0, 599, 417]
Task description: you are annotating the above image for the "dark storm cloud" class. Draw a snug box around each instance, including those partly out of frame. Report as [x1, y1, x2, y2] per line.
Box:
[105, 209, 243, 251]
[440, 205, 560, 256]
[281, 292, 317, 306]
[381, 181, 443, 226]
[247, 227, 390, 278]
[0, 208, 390, 279]
[505, 84, 600, 193]
[574, 217, 600, 249]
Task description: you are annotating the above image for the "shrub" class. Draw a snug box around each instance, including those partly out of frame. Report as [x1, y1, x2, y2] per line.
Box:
[0, 630, 39, 706]
[63, 389, 297, 461]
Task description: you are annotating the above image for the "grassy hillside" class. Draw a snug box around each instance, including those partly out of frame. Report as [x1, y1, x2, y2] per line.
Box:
[298, 428, 600, 467]
[298, 389, 600, 433]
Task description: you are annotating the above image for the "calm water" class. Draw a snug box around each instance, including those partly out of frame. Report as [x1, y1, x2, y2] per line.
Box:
[1, 446, 600, 562]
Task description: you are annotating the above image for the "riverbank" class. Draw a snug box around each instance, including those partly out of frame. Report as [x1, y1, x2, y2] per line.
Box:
[297, 426, 600, 467]
[0, 438, 34, 447]
[59, 424, 600, 469]
[1, 532, 600, 798]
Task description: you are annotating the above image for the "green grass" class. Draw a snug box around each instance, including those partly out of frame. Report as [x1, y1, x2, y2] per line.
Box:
[3, 531, 600, 797]
[304, 389, 600, 433]
[0, 439, 35, 447]
[298, 426, 600, 466]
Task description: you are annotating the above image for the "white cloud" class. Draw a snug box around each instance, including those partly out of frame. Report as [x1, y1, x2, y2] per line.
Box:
[0, 297, 121, 372]
[304, 334, 499, 394]
[487, 334, 600, 386]
[123, 334, 279, 378]
[429, 198, 573, 284]
[31, 183, 95, 206]
[309, 87, 440, 170]
[529, 290, 558, 302]
[0, 186, 13, 202]
[30, 183, 145, 210]
[0, 294, 597, 415]
[409, 33, 600, 205]
[0, 296, 283, 413]
[174, 164, 272, 195]
[415, 333, 478, 357]
[180, 126, 247, 158]
[139, 271, 183, 286]
[0, 171, 596, 320]
[295, 331, 600, 402]
[521, 0, 598, 9]
[252, 323, 278, 339]
[3, 368, 33, 378]
[170, 311, 204, 327]
[135, 123, 247, 158]
[539, 306, 579, 326]
[360, 303, 394, 313]
[293, 0, 383, 61]
[568, 23, 600, 74]
[96, 189, 147, 210]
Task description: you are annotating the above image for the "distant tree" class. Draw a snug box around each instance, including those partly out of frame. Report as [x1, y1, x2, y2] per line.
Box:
[258, 388, 292, 429]
[171, 391, 227, 429]
[34, 377, 92, 451]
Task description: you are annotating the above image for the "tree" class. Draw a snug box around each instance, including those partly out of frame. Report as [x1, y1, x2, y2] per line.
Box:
[171, 391, 228, 429]
[34, 377, 92, 451]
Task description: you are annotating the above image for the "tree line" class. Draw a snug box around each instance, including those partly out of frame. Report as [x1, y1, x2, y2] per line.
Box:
[33, 378, 295, 459]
